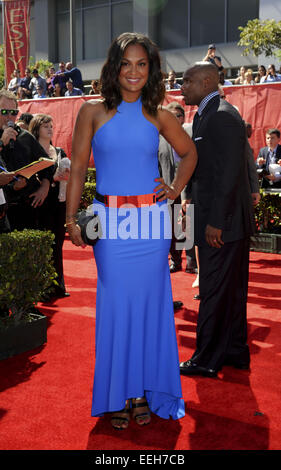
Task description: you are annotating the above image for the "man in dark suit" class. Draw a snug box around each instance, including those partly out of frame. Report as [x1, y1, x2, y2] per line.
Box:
[256, 129, 281, 189]
[179, 62, 255, 377]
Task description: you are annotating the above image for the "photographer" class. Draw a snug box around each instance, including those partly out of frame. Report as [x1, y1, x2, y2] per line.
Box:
[203, 44, 224, 71]
[0, 89, 53, 231]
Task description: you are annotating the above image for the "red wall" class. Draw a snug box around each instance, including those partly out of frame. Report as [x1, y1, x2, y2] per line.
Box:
[18, 83, 281, 162]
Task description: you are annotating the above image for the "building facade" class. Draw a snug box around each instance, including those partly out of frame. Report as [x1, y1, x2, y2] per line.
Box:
[1, 0, 280, 83]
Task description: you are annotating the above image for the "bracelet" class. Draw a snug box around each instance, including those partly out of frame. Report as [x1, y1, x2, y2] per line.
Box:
[64, 220, 77, 228]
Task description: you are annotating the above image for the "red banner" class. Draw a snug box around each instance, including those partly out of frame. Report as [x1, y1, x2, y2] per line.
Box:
[3, 0, 31, 85]
[18, 83, 281, 164]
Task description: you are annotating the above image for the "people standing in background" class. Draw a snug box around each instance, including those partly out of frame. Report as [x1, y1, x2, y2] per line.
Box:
[52, 62, 68, 95]
[165, 71, 181, 90]
[8, 70, 21, 96]
[89, 80, 100, 95]
[234, 66, 246, 85]
[243, 69, 255, 86]
[203, 44, 224, 71]
[29, 69, 47, 98]
[256, 128, 281, 189]
[33, 85, 47, 99]
[0, 89, 53, 231]
[18, 68, 32, 100]
[46, 67, 56, 97]
[59, 62, 84, 92]
[16, 112, 34, 130]
[260, 64, 281, 83]
[255, 65, 266, 83]
[219, 71, 232, 86]
[52, 83, 65, 97]
[65, 80, 83, 97]
[29, 113, 70, 300]
[158, 101, 197, 276]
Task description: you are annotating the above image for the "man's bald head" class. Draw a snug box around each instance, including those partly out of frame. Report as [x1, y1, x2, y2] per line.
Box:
[181, 62, 219, 106]
[189, 62, 219, 84]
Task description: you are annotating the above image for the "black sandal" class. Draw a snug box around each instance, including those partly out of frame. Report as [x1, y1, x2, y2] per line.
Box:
[111, 400, 130, 430]
[131, 397, 151, 426]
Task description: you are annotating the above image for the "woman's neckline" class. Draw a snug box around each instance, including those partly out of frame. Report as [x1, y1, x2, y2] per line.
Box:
[121, 95, 142, 104]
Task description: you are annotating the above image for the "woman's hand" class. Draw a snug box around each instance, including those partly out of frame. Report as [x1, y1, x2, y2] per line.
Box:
[29, 179, 50, 207]
[66, 222, 86, 248]
[153, 177, 178, 201]
[53, 167, 70, 182]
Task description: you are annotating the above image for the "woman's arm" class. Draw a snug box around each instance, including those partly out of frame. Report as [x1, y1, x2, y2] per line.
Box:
[66, 101, 97, 246]
[155, 109, 197, 201]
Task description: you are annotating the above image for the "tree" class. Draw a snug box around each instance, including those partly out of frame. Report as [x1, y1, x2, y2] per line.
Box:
[28, 57, 54, 77]
[0, 45, 5, 89]
[238, 19, 281, 59]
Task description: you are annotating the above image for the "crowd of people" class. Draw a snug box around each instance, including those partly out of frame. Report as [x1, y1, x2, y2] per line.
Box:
[7, 62, 101, 100]
[165, 45, 281, 90]
[6, 49, 281, 103]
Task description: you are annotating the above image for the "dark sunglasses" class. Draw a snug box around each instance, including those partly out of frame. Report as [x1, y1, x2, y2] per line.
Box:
[176, 113, 184, 118]
[0, 109, 19, 116]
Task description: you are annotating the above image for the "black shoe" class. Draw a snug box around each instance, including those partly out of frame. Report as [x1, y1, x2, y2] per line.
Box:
[173, 301, 183, 311]
[41, 291, 70, 302]
[193, 294, 201, 300]
[55, 291, 70, 298]
[179, 360, 217, 377]
[170, 264, 181, 273]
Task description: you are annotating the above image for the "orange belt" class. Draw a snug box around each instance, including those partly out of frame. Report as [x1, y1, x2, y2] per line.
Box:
[95, 191, 157, 208]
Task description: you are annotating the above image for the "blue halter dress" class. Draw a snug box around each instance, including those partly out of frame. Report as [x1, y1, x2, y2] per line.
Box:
[91, 97, 185, 419]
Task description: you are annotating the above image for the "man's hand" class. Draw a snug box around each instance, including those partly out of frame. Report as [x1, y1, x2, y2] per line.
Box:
[0, 171, 15, 186]
[181, 199, 191, 214]
[205, 224, 224, 248]
[1, 126, 18, 147]
[252, 192, 261, 206]
[265, 174, 277, 181]
[257, 157, 266, 166]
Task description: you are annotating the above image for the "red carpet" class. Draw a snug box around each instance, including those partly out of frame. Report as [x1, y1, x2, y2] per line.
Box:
[0, 239, 280, 451]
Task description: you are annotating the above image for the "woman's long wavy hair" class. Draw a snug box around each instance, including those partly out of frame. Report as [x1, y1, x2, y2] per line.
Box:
[99, 32, 165, 116]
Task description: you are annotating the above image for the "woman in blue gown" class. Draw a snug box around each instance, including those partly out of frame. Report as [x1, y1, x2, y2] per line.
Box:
[66, 33, 197, 429]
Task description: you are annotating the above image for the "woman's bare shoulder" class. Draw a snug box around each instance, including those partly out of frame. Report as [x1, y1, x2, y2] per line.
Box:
[156, 106, 177, 131]
[79, 99, 106, 116]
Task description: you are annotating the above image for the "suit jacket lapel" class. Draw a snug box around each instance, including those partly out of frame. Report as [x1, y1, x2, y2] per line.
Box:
[192, 95, 220, 139]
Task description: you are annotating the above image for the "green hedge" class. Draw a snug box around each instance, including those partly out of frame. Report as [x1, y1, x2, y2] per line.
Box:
[80, 168, 96, 210]
[0, 229, 56, 327]
[254, 191, 281, 234]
